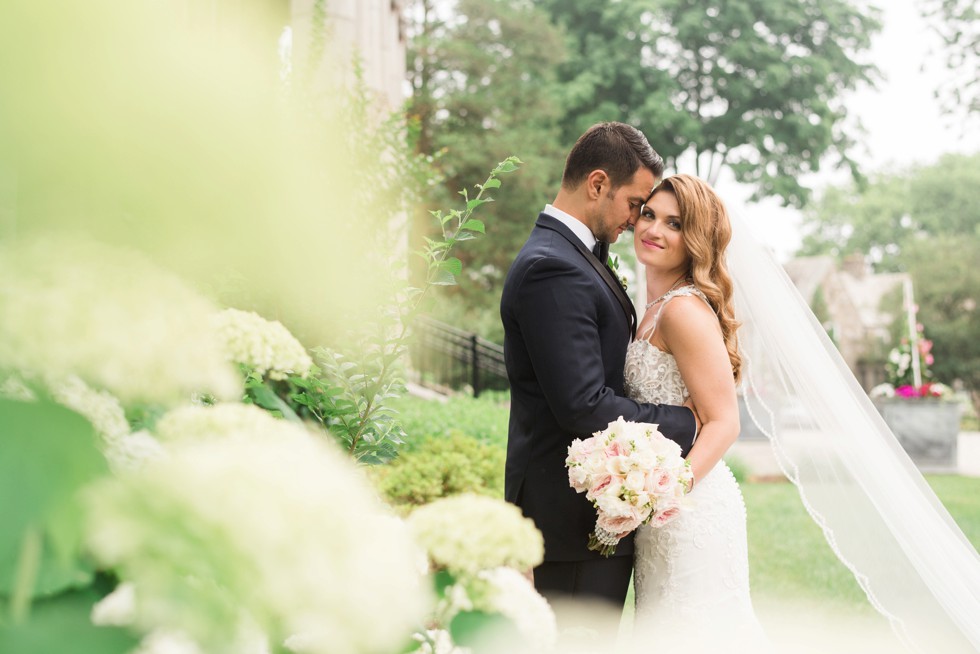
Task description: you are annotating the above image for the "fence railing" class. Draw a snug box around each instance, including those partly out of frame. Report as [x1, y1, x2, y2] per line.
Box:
[410, 315, 508, 397]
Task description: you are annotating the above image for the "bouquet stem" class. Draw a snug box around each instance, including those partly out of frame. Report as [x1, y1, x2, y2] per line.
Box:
[587, 527, 620, 557]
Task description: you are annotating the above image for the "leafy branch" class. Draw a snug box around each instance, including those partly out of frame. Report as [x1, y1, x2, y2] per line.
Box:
[244, 157, 522, 464]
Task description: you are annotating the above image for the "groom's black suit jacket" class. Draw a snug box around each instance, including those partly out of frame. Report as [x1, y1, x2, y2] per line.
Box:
[501, 213, 696, 562]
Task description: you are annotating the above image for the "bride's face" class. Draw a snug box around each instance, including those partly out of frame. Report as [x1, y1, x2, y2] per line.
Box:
[633, 190, 690, 274]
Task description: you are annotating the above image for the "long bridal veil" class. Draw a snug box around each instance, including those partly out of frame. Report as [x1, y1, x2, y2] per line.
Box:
[728, 213, 980, 653]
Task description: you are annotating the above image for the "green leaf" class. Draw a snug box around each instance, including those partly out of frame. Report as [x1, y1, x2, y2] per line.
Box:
[480, 178, 501, 190]
[449, 610, 520, 651]
[0, 397, 107, 600]
[465, 198, 489, 212]
[433, 570, 456, 599]
[245, 380, 302, 424]
[429, 269, 457, 286]
[461, 219, 485, 234]
[496, 157, 522, 173]
[0, 588, 139, 654]
[441, 257, 463, 278]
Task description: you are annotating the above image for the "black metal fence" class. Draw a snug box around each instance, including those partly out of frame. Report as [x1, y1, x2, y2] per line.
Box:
[411, 316, 509, 396]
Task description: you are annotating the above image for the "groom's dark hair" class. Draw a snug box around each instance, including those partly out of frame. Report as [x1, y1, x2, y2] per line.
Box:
[561, 122, 664, 190]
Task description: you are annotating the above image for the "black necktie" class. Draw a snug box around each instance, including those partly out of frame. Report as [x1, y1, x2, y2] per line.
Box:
[592, 240, 609, 264]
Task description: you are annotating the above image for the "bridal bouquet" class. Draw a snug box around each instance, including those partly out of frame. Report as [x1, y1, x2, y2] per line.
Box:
[566, 416, 693, 556]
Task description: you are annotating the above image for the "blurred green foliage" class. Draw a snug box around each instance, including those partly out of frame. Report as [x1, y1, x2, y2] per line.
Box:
[394, 392, 511, 449]
[371, 431, 506, 511]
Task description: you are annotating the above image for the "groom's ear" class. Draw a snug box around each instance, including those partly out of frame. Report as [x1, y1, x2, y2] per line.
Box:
[586, 169, 608, 199]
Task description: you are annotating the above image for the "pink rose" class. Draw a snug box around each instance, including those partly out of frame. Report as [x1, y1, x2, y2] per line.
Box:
[597, 508, 643, 538]
[646, 468, 676, 495]
[587, 474, 613, 501]
[648, 505, 680, 527]
[604, 440, 626, 458]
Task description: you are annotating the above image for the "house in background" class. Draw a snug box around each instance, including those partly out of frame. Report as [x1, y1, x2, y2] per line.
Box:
[783, 253, 909, 390]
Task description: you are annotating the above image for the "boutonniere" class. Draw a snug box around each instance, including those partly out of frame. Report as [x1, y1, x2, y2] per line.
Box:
[607, 253, 628, 292]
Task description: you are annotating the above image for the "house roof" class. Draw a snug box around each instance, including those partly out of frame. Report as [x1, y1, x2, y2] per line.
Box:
[783, 256, 836, 304]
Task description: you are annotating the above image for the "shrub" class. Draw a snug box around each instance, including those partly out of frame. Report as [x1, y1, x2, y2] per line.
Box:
[372, 430, 505, 511]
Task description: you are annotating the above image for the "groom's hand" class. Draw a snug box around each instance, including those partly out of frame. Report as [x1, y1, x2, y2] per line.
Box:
[683, 397, 702, 434]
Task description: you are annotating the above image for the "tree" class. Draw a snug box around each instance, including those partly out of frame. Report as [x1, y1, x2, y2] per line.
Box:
[799, 152, 980, 270]
[921, 0, 980, 119]
[405, 0, 569, 336]
[534, 0, 881, 207]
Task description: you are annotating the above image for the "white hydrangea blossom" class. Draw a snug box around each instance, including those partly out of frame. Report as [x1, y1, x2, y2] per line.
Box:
[408, 494, 544, 575]
[133, 631, 204, 654]
[0, 237, 238, 405]
[50, 375, 131, 443]
[410, 629, 470, 654]
[104, 429, 167, 473]
[154, 403, 293, 443]
[213, 308, 312, 380]
[85, 424, 429, 654]
[475, 567, 558, 652]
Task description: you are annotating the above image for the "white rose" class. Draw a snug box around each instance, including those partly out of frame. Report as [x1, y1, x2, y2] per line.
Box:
[624, 470, 646, 493]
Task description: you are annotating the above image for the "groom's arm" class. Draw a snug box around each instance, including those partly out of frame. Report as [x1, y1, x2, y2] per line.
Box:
[513, 256, 696, 455]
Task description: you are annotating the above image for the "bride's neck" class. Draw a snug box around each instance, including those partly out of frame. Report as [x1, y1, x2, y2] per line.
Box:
[646, 271, 689, 304]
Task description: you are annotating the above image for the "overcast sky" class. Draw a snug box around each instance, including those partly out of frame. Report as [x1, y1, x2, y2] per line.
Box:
[728, 0, 980, 261]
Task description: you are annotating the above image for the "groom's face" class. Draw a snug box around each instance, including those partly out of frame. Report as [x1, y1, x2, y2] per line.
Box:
[594, 168, 658, 244]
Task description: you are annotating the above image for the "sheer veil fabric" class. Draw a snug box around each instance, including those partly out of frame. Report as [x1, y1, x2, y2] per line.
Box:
[728, 212, 980, 652]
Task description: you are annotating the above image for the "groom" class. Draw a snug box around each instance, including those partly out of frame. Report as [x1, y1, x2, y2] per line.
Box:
[501, 122, 697, 612]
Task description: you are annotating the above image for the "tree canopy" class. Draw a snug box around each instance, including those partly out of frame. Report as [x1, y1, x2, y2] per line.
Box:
[535, 0, 881, 207]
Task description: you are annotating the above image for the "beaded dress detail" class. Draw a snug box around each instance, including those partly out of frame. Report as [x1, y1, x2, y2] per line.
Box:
[625, 286, 768, 650]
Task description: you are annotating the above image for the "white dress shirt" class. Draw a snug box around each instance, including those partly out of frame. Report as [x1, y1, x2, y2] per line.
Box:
[543, 204, 597, 252]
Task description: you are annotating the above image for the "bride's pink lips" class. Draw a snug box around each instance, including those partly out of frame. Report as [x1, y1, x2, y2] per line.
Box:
[641, 239, 664, 250]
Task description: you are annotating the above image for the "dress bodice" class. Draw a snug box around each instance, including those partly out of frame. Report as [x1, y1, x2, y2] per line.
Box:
[624, 285, 711, 406]
[624, 340, 688, 406]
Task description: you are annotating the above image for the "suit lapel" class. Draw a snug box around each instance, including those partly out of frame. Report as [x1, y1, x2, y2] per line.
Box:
[535, 214, 638, 338]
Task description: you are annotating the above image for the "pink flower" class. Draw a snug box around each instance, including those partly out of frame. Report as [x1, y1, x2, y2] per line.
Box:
[926, 354, 934, 366]
[918, 340, 933, 355]
[895, 385, 918, 398]
[648, 505, 680, 527]
[586, 474, 613, 501]
[604, 440, 626, 458]
[646, 469, 676, 495]
[597, 508, 643, 538]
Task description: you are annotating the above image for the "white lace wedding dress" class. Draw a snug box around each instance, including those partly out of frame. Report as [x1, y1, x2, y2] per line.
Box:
[624, 286, 769, 652]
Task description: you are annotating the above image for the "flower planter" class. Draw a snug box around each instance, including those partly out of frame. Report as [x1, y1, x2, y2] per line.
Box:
[874, 398, 962, 471]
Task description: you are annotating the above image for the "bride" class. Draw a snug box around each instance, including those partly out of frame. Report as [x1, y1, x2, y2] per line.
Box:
[623, 174, 980, 653]
[624, 174, 767, 649]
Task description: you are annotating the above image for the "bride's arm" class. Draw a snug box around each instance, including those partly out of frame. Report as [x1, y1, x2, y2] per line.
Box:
[658, 297, 740, 484]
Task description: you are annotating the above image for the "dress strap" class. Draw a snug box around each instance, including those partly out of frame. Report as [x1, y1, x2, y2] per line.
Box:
[639, 285, 714, 341]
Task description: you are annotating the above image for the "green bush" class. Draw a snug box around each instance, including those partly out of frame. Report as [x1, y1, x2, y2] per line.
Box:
[372, 430, 505, 511]
[393, 393, 510, 449]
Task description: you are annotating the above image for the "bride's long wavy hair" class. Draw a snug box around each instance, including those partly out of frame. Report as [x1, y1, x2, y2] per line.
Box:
[651, 174, 742, 382]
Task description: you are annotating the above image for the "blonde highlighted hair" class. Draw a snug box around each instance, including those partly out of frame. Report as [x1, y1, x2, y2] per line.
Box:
[651, 174, 742, 383]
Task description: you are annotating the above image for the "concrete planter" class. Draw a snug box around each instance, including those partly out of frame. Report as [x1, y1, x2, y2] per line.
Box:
[874, 398, 962, 471]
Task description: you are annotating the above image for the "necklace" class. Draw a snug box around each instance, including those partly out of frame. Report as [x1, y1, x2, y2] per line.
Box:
[645, 276, 690, 309]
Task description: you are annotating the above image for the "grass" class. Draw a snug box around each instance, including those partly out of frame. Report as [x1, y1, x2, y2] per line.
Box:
[743, 475, 980, 607]
[392, 391, 510, 449]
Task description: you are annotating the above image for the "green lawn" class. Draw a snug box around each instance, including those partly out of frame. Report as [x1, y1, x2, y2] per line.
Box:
[744, 475, 980, 607]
